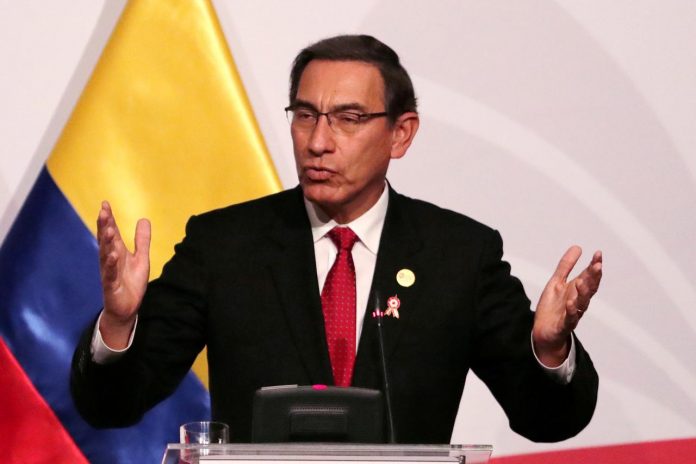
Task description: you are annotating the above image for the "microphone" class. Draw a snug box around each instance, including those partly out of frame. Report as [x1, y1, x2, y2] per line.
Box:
[373, 295, 396, 443]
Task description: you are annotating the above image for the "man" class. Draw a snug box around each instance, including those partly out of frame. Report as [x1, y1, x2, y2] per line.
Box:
[71, 35, 601, 444]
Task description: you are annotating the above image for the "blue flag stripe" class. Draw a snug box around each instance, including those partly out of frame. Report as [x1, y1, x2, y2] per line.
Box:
[0, 167, 210, 463]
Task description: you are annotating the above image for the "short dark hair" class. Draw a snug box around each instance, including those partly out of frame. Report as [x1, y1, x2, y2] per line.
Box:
[289, 35, 417, 123]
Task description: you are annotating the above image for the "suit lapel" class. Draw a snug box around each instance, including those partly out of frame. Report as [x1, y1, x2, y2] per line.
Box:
[354, 187, 426, 386]
[265, 188, 333, 385]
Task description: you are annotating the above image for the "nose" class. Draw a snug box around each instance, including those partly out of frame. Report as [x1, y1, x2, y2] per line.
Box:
[307, 114, 336, 156]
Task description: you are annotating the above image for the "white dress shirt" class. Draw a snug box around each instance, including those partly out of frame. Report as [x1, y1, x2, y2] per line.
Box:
[304, 184, 389, 345]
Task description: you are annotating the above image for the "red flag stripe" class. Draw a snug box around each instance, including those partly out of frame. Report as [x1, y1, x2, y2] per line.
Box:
[492, 437, 696, 464]
[0, 337, 88, 463]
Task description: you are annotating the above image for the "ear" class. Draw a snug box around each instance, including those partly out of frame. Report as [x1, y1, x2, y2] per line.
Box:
[389, 112, 419, 160]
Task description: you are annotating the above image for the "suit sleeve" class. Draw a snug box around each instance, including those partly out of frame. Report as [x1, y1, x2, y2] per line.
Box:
[70, 215, 209, 428]
[469, 230, 598, 442]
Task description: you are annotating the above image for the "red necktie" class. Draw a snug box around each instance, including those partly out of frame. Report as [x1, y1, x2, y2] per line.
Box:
[321, 226, 359, 387]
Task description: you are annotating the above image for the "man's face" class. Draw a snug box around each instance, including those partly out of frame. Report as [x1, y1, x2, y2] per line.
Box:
[291, 60, 397, 223]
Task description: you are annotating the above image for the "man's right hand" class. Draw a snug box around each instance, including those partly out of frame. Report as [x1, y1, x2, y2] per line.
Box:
[97, 201, 151, 349]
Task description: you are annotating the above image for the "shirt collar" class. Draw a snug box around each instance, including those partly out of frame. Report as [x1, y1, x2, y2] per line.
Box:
[304, 183, 389, 255]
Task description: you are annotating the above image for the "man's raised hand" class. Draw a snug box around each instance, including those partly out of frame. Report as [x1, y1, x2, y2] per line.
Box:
[533, 246, 603, 367]
[97, 201, 151, 349]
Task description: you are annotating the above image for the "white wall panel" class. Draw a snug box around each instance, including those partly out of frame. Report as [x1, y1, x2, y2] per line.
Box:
[1, 0, 694, 456]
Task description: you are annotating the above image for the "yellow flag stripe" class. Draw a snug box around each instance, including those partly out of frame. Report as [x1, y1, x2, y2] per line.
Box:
[46, 0, 282, 388]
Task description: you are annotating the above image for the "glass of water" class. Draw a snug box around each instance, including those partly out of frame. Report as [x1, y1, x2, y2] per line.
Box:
[180, 421, 230, 445]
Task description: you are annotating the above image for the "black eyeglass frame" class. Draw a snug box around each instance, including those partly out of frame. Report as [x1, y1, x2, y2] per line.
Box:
[284, 105, 389, 128]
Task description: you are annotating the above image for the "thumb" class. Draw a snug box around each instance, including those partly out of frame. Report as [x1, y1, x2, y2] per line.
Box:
[134, 218, 151, 259]
[552, 245, 582, 282]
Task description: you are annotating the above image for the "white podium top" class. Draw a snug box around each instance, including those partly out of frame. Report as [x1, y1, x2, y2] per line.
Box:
[162, 443, 493, 464]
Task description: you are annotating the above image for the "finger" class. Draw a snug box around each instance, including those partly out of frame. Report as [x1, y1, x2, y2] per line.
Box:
[100, 201, 126, 246]
[565, 297, 581, 328]
[580, 256, 603, 293]
[99, 226, 116, 266]
[108, 215, 124, 246]
[96, 201, 111, 243]
[102, 251, 120, 287]
[587, 251, 602, 274]
[134, 218, 151, 259]
[591, 250, 602, 264]
[98, 202, 125, 267]
[574, 278, 591, 311]
[586, 264, 602, 292]
[566, 297, 577, 315]
[553, 245, 582, 282]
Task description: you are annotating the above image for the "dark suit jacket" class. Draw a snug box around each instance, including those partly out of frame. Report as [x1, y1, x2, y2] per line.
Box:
[71, 186, 598, 443]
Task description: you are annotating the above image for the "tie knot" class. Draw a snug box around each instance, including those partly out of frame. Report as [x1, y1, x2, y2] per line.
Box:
[328, 226, 358, 252]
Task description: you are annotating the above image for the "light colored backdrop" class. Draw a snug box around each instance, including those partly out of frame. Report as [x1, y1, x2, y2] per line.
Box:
[1, 0, 695, 456]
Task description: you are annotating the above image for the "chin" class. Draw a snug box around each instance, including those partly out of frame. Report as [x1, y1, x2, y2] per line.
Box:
[301, 182, 343, 209]
[302, 181, 331, 199]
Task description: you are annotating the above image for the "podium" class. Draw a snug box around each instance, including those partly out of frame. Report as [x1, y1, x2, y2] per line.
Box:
[161, 443, 492, 464]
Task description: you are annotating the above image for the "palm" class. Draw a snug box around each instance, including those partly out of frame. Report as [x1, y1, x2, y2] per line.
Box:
[534, 273, 579, 347]
[533, 246, 602, 363]
[98, 202, 151, 323]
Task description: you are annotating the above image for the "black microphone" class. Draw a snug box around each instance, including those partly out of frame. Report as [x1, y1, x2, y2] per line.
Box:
[372, 295, 396, 443]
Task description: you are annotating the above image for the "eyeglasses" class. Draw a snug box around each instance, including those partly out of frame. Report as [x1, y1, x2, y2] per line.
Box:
[284, 105, 388, 135]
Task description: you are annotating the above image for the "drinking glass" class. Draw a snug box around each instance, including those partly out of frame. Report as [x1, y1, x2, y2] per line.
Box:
[179, 421, 229, 445]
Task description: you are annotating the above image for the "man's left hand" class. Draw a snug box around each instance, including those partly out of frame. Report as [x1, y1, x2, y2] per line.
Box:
[533, 246, 603, 367]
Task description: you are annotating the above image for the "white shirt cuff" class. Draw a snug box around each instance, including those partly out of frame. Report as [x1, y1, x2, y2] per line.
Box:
[90, 310, 138, 365]
[531, 331, 576, 385]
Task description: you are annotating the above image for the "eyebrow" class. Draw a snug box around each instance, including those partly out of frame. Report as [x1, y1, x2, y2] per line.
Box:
[292, 99, 369, 113]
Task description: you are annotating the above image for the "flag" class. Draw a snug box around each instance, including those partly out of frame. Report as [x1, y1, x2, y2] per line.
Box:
[0, 0, 281, 462]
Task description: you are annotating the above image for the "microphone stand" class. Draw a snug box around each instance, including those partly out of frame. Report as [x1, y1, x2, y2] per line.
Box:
[374, 308, 396, 443]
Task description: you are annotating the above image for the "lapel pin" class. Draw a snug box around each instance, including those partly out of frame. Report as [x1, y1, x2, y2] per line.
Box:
[384, 295, 401, 319]
[396, 268, 415, 288]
